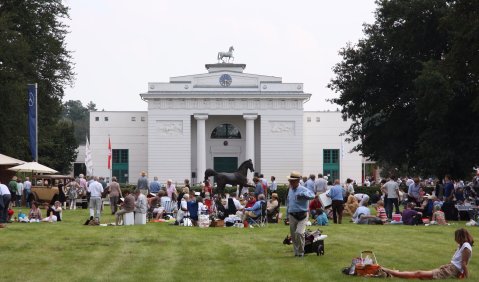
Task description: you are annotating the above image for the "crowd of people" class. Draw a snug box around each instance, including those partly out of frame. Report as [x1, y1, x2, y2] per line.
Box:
[1, 168, 476, 278]
[0, 170, 282, 228]
[294, 172, 479, 228]
[2, 170, 478, 228]
[143, 178, 280, 228]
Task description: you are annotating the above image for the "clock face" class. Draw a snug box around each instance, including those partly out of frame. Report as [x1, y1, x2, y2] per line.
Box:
[219, 74, 232, 87]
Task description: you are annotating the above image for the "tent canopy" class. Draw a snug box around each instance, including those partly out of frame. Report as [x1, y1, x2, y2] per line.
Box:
[8, 161, 58, 174]
[0, 154, 26, 165]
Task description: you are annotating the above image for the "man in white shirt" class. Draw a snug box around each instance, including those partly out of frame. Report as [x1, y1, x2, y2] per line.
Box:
[230, 192, 244, 216]
[0, 181, 12, 227]
[23, 177, 32, 208]
[354, 193, 370, 206]
[88, 176, 104, 221]
[314, 174, 328, 195]
[381, 176, 400, 220]
[364, 178, 371, 187]
[134, 189, 148, 214]
[269, 176, 277, 194]
[406, 177, 414, 187]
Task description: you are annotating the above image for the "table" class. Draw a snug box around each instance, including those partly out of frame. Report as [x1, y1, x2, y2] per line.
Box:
[455, 205, 479, 221]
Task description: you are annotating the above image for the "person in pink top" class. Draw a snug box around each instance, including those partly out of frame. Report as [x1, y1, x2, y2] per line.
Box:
[375, 200, 388, 224]
[431, 205, 447, 225]
[79, 174, 87, 195]
[166, 179, 176, 199]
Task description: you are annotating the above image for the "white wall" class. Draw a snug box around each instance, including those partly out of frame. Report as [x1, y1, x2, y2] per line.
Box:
[90, 111, 148, 184]
[260, 109, 304, 184]
[303, 111, 362, 184]
[86, 110, 362, 186]
[146, 105, 192, 186]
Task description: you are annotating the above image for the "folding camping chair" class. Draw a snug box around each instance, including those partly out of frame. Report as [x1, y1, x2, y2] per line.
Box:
[249, 201, 267, 227]
[163, 200, 176, 219]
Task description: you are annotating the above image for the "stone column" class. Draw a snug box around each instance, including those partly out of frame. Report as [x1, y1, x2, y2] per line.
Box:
[243, 114, 258, 180]
[194, 114, 208, 184]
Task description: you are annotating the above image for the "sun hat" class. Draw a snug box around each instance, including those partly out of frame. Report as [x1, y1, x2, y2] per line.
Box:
[287, 171, 302, 181]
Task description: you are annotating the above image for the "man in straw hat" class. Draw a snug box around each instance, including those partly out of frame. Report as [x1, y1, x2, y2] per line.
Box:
[286, 171, 315, 257]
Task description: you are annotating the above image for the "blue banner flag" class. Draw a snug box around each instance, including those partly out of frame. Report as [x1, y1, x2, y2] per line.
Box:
[28, 84, 37, 161]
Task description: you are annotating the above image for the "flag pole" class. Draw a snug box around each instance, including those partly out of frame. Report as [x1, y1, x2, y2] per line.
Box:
[34, 83, 38, 162]
[110, 136, 112, 183]
[108, 135, 112, 183]
[340, 136, 344, 184]
[28, 83, 38, 162]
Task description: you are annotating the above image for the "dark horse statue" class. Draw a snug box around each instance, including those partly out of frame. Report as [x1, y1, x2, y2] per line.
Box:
[204, 159, 255, 195]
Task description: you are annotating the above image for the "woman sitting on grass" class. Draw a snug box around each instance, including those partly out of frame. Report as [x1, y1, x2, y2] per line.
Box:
[28, 202, 42, 222]
[382, 228, 473, 279]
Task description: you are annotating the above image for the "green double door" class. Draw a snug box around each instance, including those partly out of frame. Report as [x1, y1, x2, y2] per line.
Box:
[323, 149, 339, 181]
[213, 157, 238, 173]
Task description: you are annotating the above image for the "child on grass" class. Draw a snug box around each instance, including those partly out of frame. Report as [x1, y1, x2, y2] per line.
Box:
[315, 209, 328, 226]
[382, 228, 473, 279]
[430, 205, 447, 225]
[375, 201, 387, 224]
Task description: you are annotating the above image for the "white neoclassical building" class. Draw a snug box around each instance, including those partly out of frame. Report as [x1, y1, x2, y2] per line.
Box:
[86, 61, 363, 185]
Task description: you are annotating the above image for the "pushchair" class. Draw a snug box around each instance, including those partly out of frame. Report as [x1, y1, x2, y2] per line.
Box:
[283, 229, 327, 256]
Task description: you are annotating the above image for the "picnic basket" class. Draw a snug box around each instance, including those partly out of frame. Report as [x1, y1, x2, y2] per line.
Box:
[355, 251, 381, 276]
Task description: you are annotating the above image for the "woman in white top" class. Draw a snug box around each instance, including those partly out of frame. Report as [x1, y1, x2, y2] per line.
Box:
[382, 228, 473, 279]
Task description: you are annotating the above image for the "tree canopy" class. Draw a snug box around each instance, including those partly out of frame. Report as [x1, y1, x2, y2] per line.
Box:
[0, 0, 77, 173]
[62, 100, 97, 145]
[329, 0, 479, 179]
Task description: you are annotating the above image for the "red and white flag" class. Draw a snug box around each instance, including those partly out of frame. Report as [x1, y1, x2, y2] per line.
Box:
[108, 137, 112, 169]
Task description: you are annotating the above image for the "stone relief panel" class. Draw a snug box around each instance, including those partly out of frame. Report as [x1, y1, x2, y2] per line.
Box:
[148, 98, 303, 110]
[156, 120, 183, 135]
[270, 121, 295, 135]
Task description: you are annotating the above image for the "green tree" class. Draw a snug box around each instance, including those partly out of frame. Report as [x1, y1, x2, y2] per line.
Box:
[62, 100, 96, 144]
[328, 0, 479, 179]
[39, 120, 78, 174]
[0, 0, 76, 172]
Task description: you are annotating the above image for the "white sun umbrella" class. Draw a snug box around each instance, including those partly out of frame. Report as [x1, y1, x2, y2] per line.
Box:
[0, 154, 26, 165]
[8, 161, 58, 174]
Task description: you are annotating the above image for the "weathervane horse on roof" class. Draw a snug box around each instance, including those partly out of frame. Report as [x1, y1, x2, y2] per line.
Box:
[204, 159, 254, 195]
[217, 46, 234, 63]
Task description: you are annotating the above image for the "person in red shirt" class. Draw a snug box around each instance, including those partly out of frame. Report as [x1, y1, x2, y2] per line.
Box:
[245, 193, 256, 208]
[309, 195, 322, 219]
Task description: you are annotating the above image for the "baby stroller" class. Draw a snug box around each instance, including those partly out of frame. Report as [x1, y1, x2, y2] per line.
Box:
[283, 229, 327, 256]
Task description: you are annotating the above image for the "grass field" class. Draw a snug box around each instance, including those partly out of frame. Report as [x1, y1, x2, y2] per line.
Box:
[1, 207, 478, 282]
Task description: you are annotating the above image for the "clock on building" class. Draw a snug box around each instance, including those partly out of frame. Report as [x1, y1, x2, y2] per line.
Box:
[219, 74, 232, 87]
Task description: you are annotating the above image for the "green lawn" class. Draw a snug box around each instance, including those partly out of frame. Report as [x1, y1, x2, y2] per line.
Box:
[1, 207, 477, 282]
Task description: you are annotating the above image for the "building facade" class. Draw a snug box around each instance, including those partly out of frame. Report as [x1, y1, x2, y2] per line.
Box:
[86, 62, 362, 185]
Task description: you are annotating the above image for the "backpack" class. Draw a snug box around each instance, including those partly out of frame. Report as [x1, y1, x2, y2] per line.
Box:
[8, 181, 17, 193]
